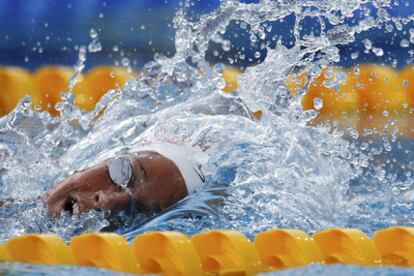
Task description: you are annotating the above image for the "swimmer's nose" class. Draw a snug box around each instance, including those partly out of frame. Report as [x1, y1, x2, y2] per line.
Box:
[72, 191, 131, 213]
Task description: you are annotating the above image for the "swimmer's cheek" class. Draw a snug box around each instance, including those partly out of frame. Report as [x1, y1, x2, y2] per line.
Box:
[131, 185, 163, 214]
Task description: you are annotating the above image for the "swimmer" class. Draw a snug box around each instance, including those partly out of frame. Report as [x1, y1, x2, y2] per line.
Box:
[43, 93, 259, 219]
[0, 93, 258, 221]
[43, 143, 204, 218]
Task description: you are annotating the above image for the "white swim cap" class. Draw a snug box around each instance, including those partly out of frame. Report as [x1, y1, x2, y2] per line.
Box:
[138, 143, 204, 193]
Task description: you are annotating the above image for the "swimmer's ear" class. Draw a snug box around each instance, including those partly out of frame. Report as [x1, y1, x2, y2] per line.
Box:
[253, 110, 262, 120]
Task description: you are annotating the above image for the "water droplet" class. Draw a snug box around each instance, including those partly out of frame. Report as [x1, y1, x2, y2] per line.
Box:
[363, 39, 372, 50]
[350, 129, 359, 139]
[351, 51, 359, 59]
[54, 102, 62, 112]
[385, 24, 394, 32]
[372, 47, 384, 56]
[392, 186, 400, 195]
[410, 28, 414, 43]
[360, 142, 369, 150]
[258, 29, 266, 40]
[88, 39, 102, 53]
[90, 28, 98, 39]
[213, 63, 225, 75]
[384, 141, 392, 152]
[121, 57, 130, 67]
[249, 33, 257, 43]
[222, 40, 231, 52]
[240, 22, 248, 29]
[62, 123, 73, 137]
[313, 97, 323, 110]
[400, 39, 410, 48]
[403, 79, 409, 87]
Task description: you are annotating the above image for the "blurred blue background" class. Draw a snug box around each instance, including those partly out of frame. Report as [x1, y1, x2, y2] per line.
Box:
[0, 0, 413, 70]
[0, 0, 220, 70]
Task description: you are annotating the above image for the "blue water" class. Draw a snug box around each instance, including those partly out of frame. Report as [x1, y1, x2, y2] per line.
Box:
[2, 262, 414, 275]
[0, 262, 132, 275]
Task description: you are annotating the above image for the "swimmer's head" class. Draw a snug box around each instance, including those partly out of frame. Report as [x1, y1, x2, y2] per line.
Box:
[43, 144, 204, 218]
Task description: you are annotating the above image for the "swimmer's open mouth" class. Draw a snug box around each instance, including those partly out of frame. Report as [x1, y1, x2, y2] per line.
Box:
[63, 197, 80, 215]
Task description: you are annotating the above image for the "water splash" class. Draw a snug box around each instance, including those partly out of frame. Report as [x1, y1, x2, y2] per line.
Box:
[0, 0, 413, 242]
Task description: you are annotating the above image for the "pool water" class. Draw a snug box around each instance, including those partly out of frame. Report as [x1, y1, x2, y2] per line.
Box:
[0, 0, 414, 274]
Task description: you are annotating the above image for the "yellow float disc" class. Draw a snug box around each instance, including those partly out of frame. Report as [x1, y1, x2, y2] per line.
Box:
[33, 66, 75, 116]
[350, 64, 408, 114]
[301, 67, 358, 116]
[0, 67, 37, 116]
[73, 66, 133, 112]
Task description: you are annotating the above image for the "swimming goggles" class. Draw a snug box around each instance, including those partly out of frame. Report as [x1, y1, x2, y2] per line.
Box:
[108, 155, 134, 196]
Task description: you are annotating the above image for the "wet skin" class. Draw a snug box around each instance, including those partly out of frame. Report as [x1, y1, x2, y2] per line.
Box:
[42, 152, 188, 218]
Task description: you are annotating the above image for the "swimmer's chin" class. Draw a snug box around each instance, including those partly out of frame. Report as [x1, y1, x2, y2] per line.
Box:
[42, 194, 100, 219]
[47, 203, 150, 232]
[41, 194, 149, 230]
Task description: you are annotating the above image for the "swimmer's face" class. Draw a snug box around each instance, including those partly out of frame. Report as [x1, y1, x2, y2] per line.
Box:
[43, 152, 188, 218]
